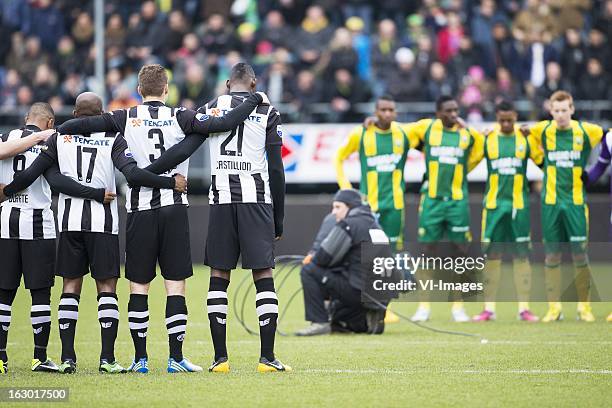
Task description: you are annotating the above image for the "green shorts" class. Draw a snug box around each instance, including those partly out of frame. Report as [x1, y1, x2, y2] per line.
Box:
[376, 207, 404, 251]
[481, 203, 531, 255]
[542, 203, 589, 253]
[418, 195, 471, 243]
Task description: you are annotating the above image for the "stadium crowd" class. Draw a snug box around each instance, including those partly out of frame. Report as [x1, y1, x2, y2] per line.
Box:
[0, 0, 611, 123]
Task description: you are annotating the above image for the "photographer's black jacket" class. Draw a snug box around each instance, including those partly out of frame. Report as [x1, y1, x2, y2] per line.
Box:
[312, 204, 391, 291]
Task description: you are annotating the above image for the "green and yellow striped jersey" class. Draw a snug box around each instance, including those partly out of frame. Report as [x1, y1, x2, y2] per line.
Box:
[529, 120, 604, 205]
[406, 118, 484, 200]
[335, 122, 418, 212]
[483, 125, 540, 209]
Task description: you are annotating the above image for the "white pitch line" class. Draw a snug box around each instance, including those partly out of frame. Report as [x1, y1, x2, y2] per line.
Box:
[303, 369, 612, 375]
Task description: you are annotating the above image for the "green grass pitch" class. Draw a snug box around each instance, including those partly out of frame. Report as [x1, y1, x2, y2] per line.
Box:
[3, 265, 611, 407]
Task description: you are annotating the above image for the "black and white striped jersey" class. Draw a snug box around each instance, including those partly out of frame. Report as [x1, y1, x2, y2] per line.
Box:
[0, 126, 55, 240]
[201, 93, 282, 205]
[120, 104, 189, 212]
[44, 131, 134, 235]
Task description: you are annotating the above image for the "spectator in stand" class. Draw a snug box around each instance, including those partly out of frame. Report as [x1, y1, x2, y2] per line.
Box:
[577, 58, 611, 101]
[341, 0, 373, 34]
[513, 0, 556, 38]
[9, 36, 48, 85]
[291, 70, 324, 121]
[105, 13, 127, 50]
[491, 20, 516, 71]
[471, 0, 506, 78]
[200, 13, 234, 57]
[173, 33, 208, 88]
[560, 28, 586, 85]
[0, 69, 21, 108]
[524, 29, 559, 93]
[53, 37, 79, 80]
[436, 11, 464, 65]
[459, 66, 491, 123]
[235, 23, 258, 61]
[160, 10, 189, 66]
[60, 73, 85, 106]
[261, 58, 295, 104]
[414, 33, 436, 75]
[371, 19, 400, 95]
[32, 63, 58, 103]
[20, 0, 65, 51]
[534, 61, 572, 118]
[593, 0, 612, 43]
[385, 47, 422, 102]
[449, 37, 478, 85]
[325, 68, 371, 123]
[345, 17, 371, 81]
[125, 1, 167, 66]
[108, 84, 140, 111]
[315, 27, 358, 82]
[493, 67, 522, 103]
[180, 64, 213, 108]
[586, 28, 611, 73]
[71, 12, 94, 58]
[427, 61, 455, 100]
[16, 85, 33, 108]
[258, 10, 293, 50]
[294, 5, 334, 68]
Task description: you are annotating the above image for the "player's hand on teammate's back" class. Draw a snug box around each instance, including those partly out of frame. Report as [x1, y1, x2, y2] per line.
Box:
[173, 174, 187, 193]
[363, 116, 376, 128]
[103, 191, 117, 204]
[35, 129, 56, 143]
[256, 91, 270, 105]
[520, 124, 531, 136]
[0, 184, 6, 202]
[456, 117, 467, 128]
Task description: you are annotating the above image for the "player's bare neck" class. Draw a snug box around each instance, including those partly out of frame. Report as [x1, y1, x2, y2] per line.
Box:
[229, 86, 252, 94]
[142, 96, 165, 104]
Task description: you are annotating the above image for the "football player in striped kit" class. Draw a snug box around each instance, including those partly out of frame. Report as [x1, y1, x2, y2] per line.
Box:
[145, 63, 289, 373]
[56, 64, 266, 373]
[2, 93, 186, 374]
[0, 103, 112, 374]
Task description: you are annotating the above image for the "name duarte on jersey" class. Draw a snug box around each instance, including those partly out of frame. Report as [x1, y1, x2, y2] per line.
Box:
[216, 160, 252, 171]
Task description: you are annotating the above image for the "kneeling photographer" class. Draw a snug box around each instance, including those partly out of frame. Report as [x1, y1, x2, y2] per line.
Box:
[296, 189, 392, 336]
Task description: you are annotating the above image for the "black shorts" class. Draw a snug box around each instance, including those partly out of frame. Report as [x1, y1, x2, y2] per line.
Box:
[56, 232, 120, 281]
[125, 205, 193, 284]
[204, 203, 275, 271]
[0, 238, 55, 290]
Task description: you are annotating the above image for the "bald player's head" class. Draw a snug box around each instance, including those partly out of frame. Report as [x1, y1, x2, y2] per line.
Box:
[74, 92, 104, 117]
[25, 102, 55, 130]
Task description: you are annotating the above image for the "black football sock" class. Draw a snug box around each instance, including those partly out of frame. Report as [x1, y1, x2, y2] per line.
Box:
[0, 288, 18, 362]
[207, 277, 229, 361]
[254, 278, 278, 362]
[98, 292, 119, 362]
[128, 294, 149, 360]
[30, 287, 52, 361]
[165, 295, 187, 362]
[58, 292, 80, 362]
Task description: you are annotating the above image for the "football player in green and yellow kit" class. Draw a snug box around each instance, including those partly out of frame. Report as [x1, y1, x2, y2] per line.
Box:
[524, 91, 604, 322]
[405, 96, 485, 322]
[335, 95, 417, 324]
[472, 100, 539, 322]
[335, 95, 417, 251]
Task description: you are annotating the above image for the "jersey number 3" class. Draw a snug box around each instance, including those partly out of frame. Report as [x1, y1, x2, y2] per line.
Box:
[148, 128, 166, 162]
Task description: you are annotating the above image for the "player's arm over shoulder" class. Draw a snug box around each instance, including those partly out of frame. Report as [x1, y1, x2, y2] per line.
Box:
[401, 118, 432, 148]
[467, 127, 485, 171]
[334, 125, 363, 189]
[581, 121, 604, 148]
